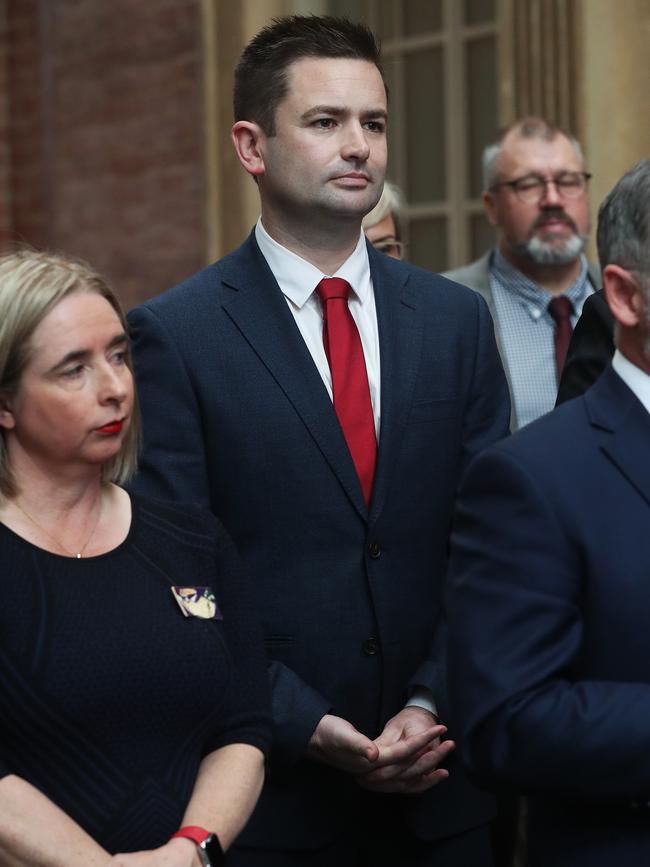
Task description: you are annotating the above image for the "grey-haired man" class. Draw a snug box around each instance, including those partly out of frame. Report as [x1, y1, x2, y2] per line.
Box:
[446, 116, 599, 430]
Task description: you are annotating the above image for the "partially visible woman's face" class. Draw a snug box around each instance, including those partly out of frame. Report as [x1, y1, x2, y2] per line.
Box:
[0, 292, 134, 475]
[364, 213, 402, 259]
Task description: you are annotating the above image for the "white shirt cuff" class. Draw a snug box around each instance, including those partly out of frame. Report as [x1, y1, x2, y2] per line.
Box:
[405, 687, 438, 718]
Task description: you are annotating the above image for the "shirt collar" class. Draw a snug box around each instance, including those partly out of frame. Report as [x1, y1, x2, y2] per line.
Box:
[491, 249, 590, 321]
[255, 218, 371, 310]
[612, 349, 650, 417]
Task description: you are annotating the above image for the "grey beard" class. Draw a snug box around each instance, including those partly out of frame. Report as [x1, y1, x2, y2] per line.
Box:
[511, 232, 588, 265]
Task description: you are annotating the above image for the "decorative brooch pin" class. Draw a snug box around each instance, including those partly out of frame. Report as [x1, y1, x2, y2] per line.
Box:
[171, 586, 223, 620]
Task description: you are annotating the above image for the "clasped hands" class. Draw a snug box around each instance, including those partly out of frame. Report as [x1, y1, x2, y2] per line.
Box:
[307, 707, 455, 794]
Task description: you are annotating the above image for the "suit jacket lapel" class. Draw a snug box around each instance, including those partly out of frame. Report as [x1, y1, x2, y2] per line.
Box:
[368, 246, 423, 522]
[586, 364, 650, 507]
[220, 233, 368, 519]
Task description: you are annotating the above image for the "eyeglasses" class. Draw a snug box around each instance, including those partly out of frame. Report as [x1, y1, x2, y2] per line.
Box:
[490, 171, 592, 203]
[372, 239, 405, 259]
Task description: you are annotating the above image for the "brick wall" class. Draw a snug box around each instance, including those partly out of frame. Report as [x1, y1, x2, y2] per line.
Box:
[4, 0, 206, 309]
[5, 0, 47, 250]
[0, 0, 14, 247]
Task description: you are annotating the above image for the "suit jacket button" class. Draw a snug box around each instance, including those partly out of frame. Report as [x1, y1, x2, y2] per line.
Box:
[368, 542, 381, 559]
[363, 637, 379, 656]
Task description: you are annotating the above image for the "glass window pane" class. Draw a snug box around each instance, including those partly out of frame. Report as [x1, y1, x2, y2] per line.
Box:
[404, 0, 442, 36]
[408, 217, 448, 272]
[383, 54, 397, 104]
[383, 58, 399, 180]
[386, 139, 399, 185]
[405, 47, 445, 203]
[469, 213, 495, 260]
[464, 0, 496, 25]
[377, 0, 396, 39]
[328, 0, 365, 20]
[465, 36, 497, 198]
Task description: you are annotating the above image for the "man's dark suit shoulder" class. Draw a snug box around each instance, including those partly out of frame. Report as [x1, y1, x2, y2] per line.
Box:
[136, 248, 238, 315]
[136, 234, 492, 325]
[448, 365, 650, 864]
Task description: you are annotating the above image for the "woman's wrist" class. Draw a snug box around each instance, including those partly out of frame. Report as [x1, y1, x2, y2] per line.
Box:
[166, 835, 202, 866]
[169, 826, 224, 866]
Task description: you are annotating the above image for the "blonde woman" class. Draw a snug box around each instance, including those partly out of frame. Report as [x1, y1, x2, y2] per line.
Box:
[0, 250, 269, 866]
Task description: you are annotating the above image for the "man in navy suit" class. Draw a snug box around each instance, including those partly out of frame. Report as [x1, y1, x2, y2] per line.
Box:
[448, 156, 650, 867]
[129, 15, 509, 866]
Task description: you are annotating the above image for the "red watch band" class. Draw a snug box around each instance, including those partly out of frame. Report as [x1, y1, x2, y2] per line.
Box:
[171, 826, 211, 845]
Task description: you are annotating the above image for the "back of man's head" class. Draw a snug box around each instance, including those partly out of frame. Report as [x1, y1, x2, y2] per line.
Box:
[482, 116, 584, 190]
[597, 157, 650, 279]
[233, 15, 384, 136]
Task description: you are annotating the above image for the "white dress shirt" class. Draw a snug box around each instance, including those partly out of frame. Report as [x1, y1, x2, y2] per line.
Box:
[255, 219, 381, 438]
[612, 349, 650, 415]
[254, 218, 437, 718]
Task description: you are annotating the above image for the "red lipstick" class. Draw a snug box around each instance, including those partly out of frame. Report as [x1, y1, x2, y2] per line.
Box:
[95, 420, 124, 435]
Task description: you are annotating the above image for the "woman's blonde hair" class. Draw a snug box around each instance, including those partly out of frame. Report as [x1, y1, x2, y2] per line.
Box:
[362, 181, 403, 233]
[0, 248, 141, 498]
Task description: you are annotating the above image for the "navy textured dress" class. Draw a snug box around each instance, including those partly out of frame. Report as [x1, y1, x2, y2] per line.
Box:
[0, 494, 270, 853]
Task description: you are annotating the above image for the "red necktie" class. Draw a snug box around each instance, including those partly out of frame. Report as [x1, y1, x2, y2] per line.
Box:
[548, 296, 574, 379]
[317, 278, 377, 506]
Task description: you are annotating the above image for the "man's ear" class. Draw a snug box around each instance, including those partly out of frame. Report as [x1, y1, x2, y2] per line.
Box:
[0, 393, 15, 431]
[603, 264, 644, 328]
[231, 121, 266, 177]
[482, 190, 499, 227]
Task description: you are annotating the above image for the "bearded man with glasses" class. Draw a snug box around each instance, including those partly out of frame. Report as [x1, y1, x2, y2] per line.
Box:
[445, 117, 600, 431]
